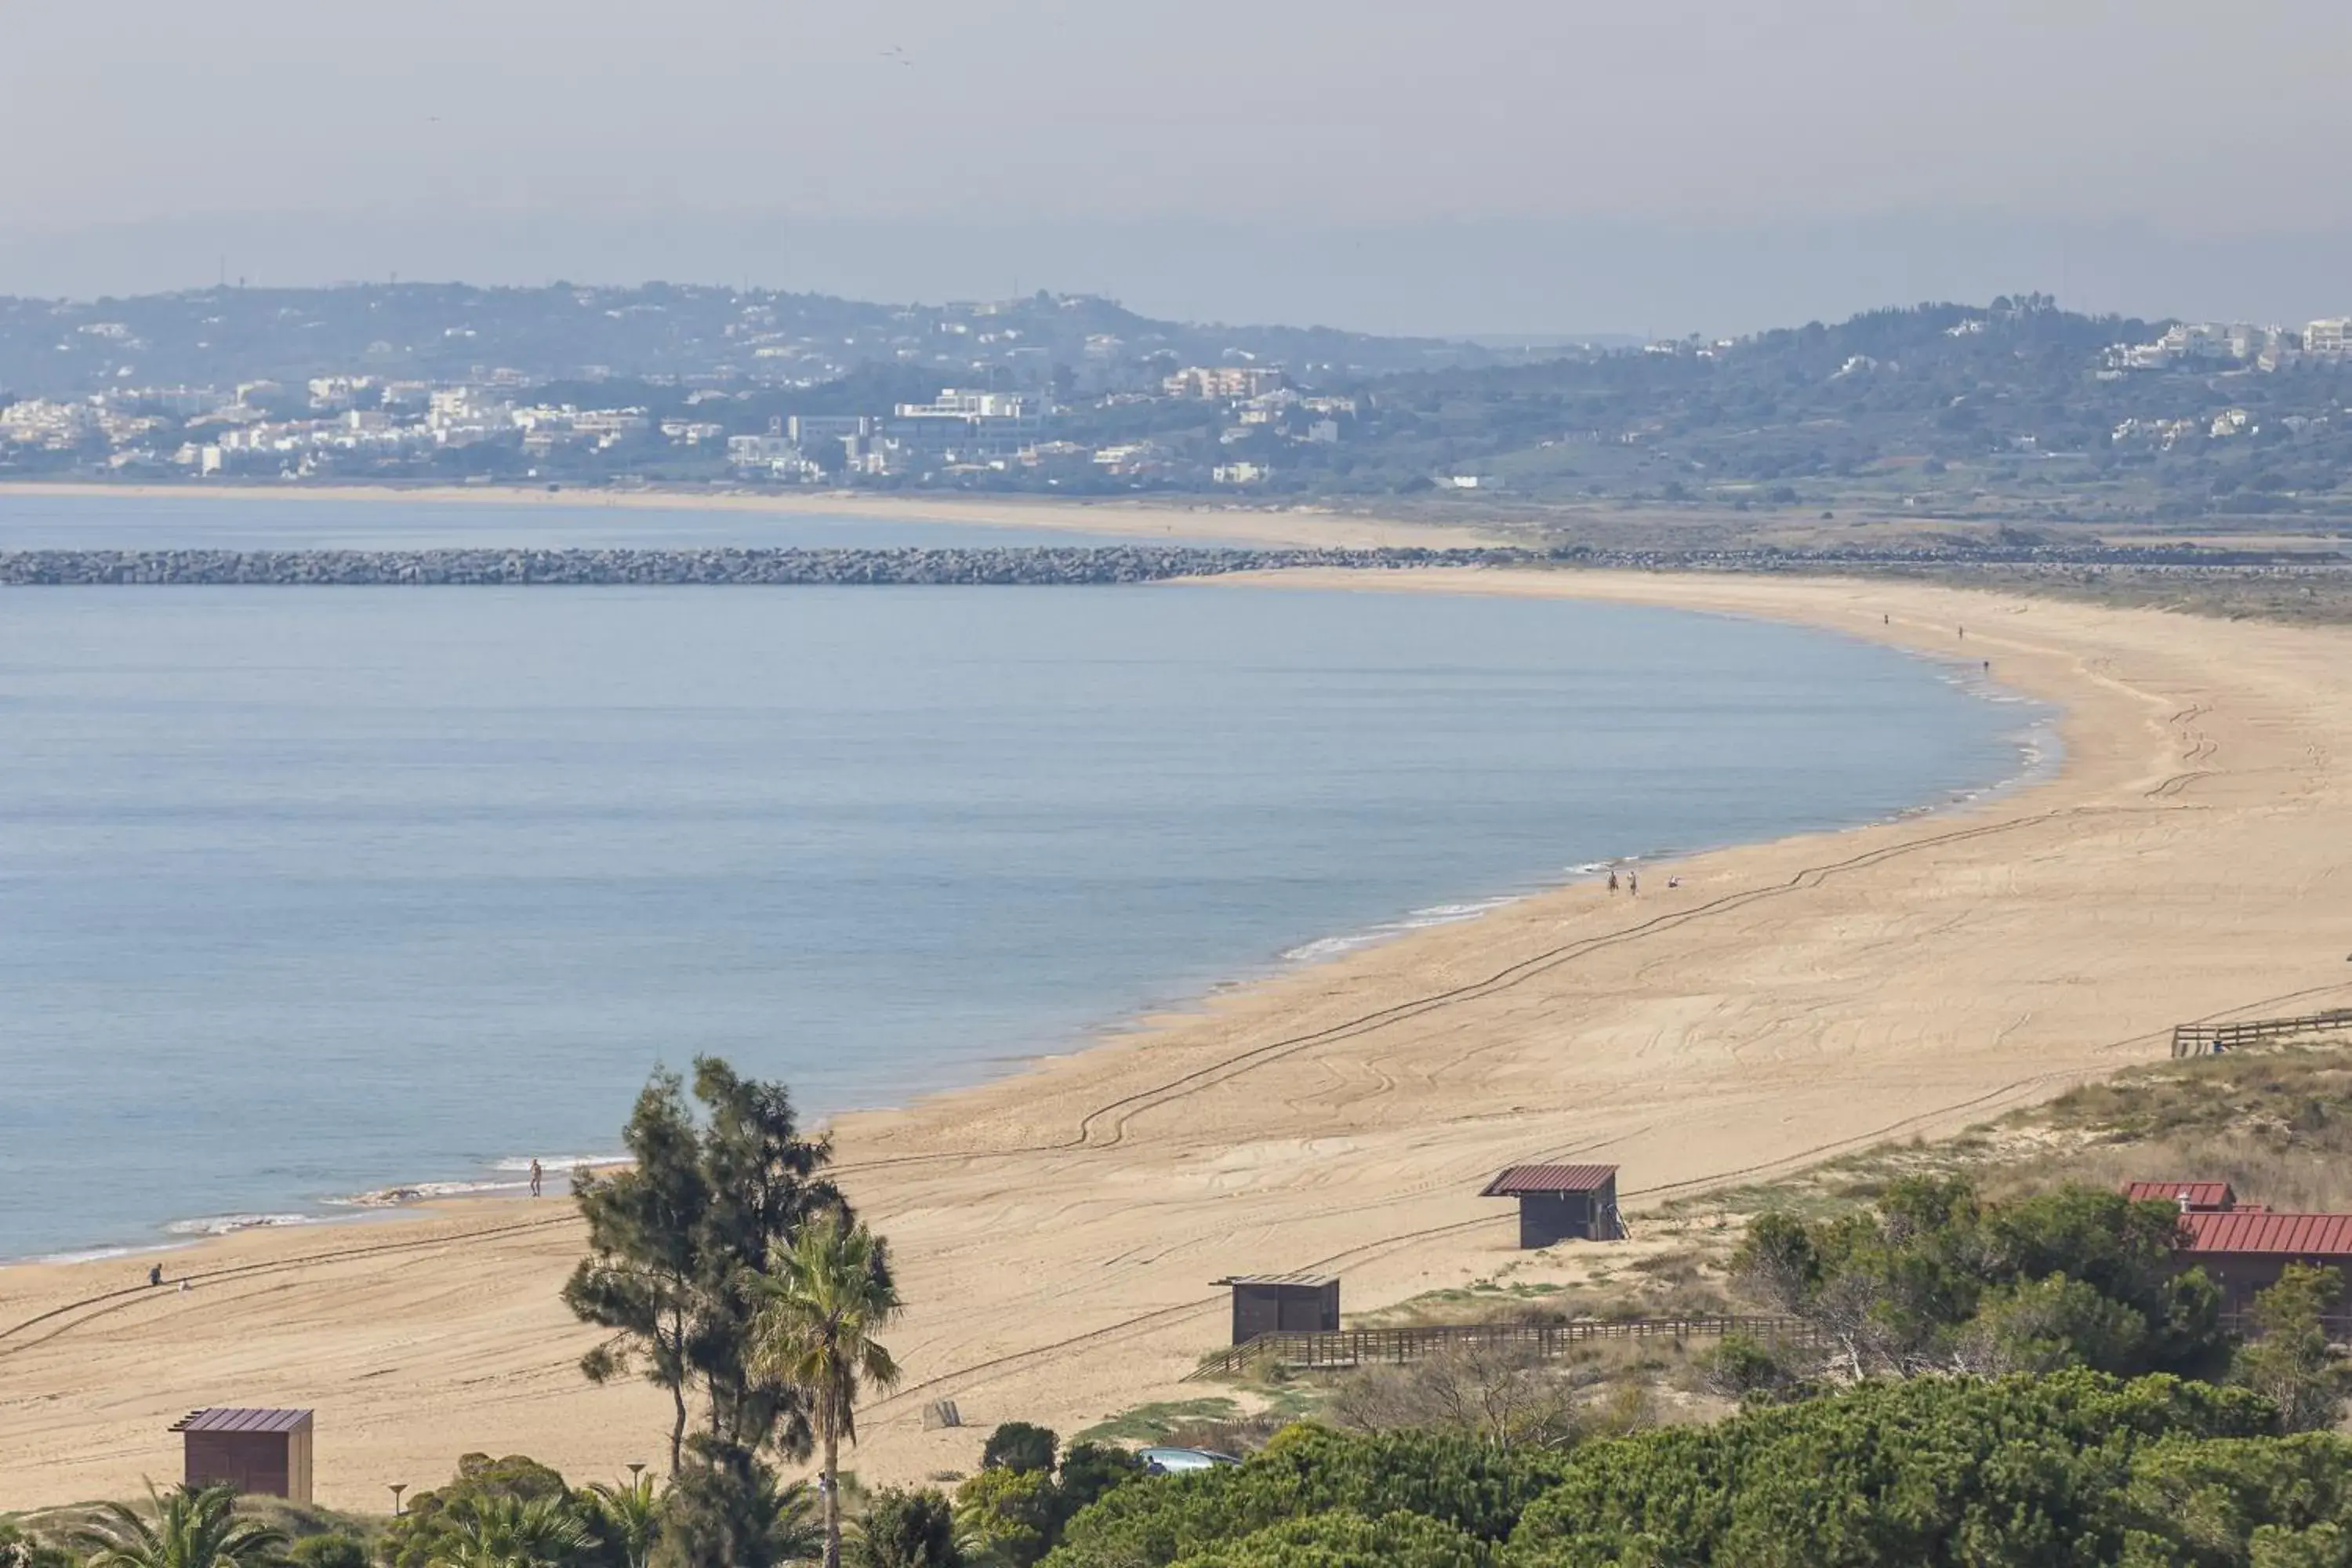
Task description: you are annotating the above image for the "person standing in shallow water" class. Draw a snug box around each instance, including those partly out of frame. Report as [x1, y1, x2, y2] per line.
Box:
[528, 1158, 543, 1198]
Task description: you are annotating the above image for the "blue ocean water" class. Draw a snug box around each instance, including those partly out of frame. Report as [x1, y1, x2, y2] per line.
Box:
[0, 579, 2042, 1261]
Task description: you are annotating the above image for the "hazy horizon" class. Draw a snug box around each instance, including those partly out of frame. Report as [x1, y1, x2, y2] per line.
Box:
[5, 1, 2350, 336]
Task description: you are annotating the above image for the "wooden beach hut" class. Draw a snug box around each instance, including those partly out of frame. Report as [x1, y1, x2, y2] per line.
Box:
[1480, 1163, 1624, 1247]
[172, 1407, 314, 1502]
[2176, 1211, 2352, 1318]
[1215, 1273, 1341, 1345]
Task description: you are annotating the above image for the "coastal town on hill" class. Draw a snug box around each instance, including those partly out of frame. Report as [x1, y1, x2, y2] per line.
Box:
[6, 287, 2352, 530]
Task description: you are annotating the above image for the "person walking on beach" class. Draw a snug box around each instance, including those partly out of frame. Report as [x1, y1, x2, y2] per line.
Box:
[528, 1158, 543, 1199]
[1606, 870, 1619, 893]
[148, 1263, 163, 1287]
[1627, 871, 1639, 895]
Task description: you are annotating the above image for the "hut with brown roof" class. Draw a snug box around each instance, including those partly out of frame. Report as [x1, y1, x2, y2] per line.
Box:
[1480, 1163, 1623, 1248]
[1214, 1273, 1340, 1345]
[171, 1408, 314, 1502]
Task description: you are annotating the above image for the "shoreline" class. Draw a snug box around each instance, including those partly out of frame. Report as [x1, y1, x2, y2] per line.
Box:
[3, 608, 2049, 1269]
[0, 480, 1509, 551]
[9, 567, 2352, 1510]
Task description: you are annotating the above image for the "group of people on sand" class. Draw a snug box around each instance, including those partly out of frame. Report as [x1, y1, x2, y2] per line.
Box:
[1605, 869, 1680, 895]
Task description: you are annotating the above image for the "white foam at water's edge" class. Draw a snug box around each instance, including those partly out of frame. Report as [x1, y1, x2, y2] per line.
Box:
[1279, 895, 1521, 964]
[27, 1243, 155, 1265]
[490, 1153, 630, 1173]
[326, 1156, 630, 1210]
[161, 1212, 318, 1237]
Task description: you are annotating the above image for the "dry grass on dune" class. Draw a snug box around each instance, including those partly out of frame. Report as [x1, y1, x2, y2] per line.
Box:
[1664, 1033, 2352, 1223]
[1983, 1040, 2352, 1213]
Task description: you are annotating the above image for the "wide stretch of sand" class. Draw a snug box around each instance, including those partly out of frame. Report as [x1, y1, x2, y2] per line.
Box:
[8, 568, 2352, 1511]
[0, 481, 1504, 551]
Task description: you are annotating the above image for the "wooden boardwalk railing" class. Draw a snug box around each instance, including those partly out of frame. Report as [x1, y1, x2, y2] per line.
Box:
[1185, 1313, 1817, 1380]
[2172, 1008, 2352, 1058]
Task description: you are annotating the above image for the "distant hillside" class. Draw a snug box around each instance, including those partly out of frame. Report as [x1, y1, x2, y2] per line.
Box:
[6, 287, 2349, 526]
[0, 283, 1505, 399]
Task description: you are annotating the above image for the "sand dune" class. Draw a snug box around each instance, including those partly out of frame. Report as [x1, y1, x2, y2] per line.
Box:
[8, 568, 2352, 1510]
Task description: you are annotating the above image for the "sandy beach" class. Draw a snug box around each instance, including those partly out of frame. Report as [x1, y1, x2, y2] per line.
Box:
[0, 481, 1506, 551]
[8, 566, 2352, 1511]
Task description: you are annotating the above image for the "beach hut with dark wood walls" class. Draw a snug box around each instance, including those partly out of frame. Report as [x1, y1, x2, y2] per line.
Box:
[1481, 1163, 1624, 1247]
[2176, 1212, 2352, 1318]
[1216, 1273, 1340, 1345]
[172, 1407, 314, 1502]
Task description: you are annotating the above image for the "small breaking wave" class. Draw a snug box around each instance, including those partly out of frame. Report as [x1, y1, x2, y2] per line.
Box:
[491, 1153, 628, 1174]
[325, 1156, 629, 1210]
[326, 1178, 512, 1210]
[162, 1212, 318, 1238]
[1282, 895, 1519, 964]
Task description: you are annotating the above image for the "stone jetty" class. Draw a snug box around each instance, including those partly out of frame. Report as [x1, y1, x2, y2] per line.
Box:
[0, 541, 2332, 587]
[0, 546, 1520, 586]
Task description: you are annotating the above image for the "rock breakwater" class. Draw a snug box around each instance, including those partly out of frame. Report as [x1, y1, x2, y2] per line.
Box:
[0, 546, 1520, 586]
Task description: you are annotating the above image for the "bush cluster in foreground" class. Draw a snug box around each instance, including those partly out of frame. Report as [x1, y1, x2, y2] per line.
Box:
[1045, 1372, 2352, 1567]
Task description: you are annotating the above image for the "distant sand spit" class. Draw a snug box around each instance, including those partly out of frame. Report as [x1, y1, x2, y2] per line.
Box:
[8, 568, 2352, 1509]
[0, 481, 1505, 551]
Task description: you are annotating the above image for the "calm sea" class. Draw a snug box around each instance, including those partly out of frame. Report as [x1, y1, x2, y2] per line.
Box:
[0, 498, 2045, 1261]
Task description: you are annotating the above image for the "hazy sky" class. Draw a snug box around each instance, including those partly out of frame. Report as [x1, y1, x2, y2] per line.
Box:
[5, 1, 2349, 332]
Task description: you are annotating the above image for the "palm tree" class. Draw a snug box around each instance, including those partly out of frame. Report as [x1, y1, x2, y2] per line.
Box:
[749, 1214, 904, 1568]
[583, 1477, 662, 1568]
[423, 1496, 591, 1568]
[763, 1478, 825, 1566]
[72, 1483, 288, 1568]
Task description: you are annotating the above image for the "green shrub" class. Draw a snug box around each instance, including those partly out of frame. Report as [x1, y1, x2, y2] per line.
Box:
[1693, 1331, 1802, 1399]
[1167, 1511, 1486, 1568]
[388, 1454, 574, 1568]
[1045, 1425, 1564, 1567]
[853, 1488, 959, 1568]
[288, 1535, 371, 1568]
[982, 1423, 1060, 1476]
[1507, 1370, 2277, 1566]
[1049, 1443, 1145, 1530]
[956, 1469, 1054, 1567]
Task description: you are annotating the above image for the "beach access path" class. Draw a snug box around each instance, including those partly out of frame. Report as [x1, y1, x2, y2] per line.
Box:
[8, 568, 2352, 1509]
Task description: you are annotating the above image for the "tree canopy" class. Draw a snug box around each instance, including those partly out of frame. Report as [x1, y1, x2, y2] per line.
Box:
[1731, 1178, 2228, 1380]
[1044, 1373, 2352, 1568]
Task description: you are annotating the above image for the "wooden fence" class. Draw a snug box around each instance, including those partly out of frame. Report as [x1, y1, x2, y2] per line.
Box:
[2171, 1008, 2352, 1058]
[1185, 1313, 1817, 1380]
